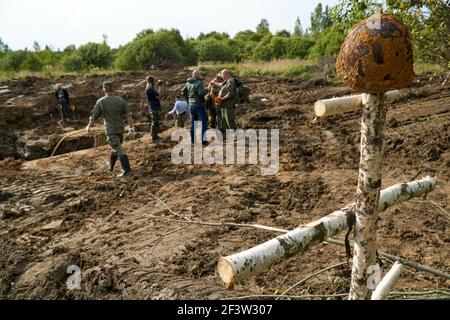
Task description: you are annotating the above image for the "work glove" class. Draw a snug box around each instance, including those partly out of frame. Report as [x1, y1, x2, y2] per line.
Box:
[85, 125, 91, 133]
[128, 126, 136, 134]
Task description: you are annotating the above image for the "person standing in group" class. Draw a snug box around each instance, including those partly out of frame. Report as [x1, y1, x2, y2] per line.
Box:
[145, 76, 162, 143]
[216, 69, 238, 133]
[181, 70, 208, 146]
[205, 74, 223, 129]
[168, 95, 190, 128]
[54, 84, 70, 124]
[86, 81, 134, 177]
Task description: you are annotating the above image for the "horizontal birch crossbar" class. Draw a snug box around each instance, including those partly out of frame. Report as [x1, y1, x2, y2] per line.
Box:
[314, 90, 400, 117]
[218, 176, 436, 288]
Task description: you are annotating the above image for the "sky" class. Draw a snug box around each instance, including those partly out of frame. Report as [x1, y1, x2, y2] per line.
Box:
[0, 0, 339, 50]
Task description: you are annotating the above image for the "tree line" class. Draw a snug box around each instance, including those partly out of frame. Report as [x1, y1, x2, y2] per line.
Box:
[0, 0, 447, 74]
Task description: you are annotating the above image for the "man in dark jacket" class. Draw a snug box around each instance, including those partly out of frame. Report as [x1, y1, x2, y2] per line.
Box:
[181, 70, 208, 145]
[54, 84, 70, 123]
[145, 76, 162, 143]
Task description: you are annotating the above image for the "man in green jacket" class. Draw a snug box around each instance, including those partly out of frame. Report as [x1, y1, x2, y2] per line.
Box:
[181, 70, 208, 145]
[216, 69, 238, 133]
[86, 81, 134, 177]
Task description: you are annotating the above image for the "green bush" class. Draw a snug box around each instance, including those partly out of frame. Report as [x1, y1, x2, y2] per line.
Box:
[286, 36, 315, 59]
[0, 50, 43, 71]
[77, 42, 114, 69]
[194, 38, 235, 62]
[61, 54, 84, 71]
[252, 42, 272, 61]
[308, 28, 345, 59]
[20, 53, 43, 71]
[115, 29, 197, 70]
[268, 37, 288, 59]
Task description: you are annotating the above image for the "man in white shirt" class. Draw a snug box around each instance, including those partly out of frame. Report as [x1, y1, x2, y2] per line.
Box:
[168, 95, 190, 128]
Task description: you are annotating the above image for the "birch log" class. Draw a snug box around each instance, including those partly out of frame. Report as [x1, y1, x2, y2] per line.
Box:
[218, 176, 436, 289]
[349, 94, 387, 300]
[314, 90, 399, 117]
[371, 262, 404, 300]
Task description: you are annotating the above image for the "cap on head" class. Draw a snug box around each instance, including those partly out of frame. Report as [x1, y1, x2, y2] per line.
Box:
[103, 81, 113, 91]
[54, 83, 63, 90]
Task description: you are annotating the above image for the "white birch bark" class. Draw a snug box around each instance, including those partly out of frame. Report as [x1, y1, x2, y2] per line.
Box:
[218, 177, 436, 288]
[314, 90, 399, 117]
[349, 93, 387, 300]
[371, 262, 404, 300]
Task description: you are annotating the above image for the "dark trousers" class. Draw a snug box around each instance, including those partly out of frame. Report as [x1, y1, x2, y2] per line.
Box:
[58, 101, 69, 121]
[149, 110, 161, 139]
[189, 105, 208, 145]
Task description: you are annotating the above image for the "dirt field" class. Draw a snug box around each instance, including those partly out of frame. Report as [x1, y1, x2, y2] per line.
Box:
[0, 69, 448, 300]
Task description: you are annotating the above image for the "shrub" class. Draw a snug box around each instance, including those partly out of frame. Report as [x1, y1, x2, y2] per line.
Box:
[308, 28, 345, 59]
[77, 42, 114, 69]
[194, 38, 235, 62]
[286, 36, 315, 59]
[61, 54, 84, 72]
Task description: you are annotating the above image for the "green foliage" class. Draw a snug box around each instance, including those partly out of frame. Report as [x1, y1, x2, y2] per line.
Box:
[308, 28, 346, 59]
[0, 50, 43, 71]
[332, 0, 449, 68]
[269, 37, 288, 59]
[36, 48, 61, 67]
[115, 29, 196, 70]
[197, 32, 230, 41]
[0, 38, 9, 53]
[310, 3, 334, 34]
[194, 38, 235, 62]
[252, 42, 272, 61]
[275, 30, 291, 38]
[77, 42, 114, 69]
[294, 17, 303, 36]
[386, 0, 450, 68]
[61, 54, 84, 71]
[21, 52, 43, 71]
[256, 19, 270, 34]
[331, 0, 383, 33]
[286, 36, 315, 59]
[134, 29, 155, 41]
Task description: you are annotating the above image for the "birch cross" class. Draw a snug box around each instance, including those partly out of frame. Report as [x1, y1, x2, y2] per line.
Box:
[216, 14, 433, 300]
[315, 90, 396, 300]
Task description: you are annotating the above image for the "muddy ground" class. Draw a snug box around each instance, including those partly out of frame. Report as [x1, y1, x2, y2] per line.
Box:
[0, 69, 448, 300]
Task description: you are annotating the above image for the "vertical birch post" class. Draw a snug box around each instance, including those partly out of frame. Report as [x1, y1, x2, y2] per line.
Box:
[348, 93, 387, 300]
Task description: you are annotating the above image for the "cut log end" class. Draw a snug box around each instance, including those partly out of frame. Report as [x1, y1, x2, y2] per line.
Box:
[218, 257, 235, 289]
[314, 101, 327, 117]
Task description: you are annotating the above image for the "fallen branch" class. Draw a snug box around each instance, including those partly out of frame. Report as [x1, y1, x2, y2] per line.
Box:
[227, 293, 348, 300]
[371, 262, 404, 300]
[325, 239, 450, 281]
[277, 262, 347, 299]
[142, 188, 450, 283]
[218, 177, 436, 288]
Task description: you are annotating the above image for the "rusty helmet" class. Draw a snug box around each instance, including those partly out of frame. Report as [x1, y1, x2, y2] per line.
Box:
[336, 13, 414, 94]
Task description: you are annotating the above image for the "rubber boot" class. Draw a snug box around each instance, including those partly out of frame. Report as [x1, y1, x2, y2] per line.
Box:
[107, 153, 118, 172]
[118, 155, 131, 177]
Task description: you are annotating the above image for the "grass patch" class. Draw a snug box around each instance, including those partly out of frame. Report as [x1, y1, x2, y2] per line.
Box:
[198, 59, 320, 78]
[0, 68, 120, 83]
[414, 62, 448, 75]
